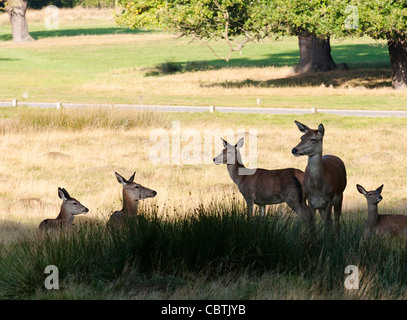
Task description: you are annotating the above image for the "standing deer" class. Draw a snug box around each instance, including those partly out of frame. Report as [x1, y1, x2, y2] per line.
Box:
[357, 184, 407, 237]
[39, 187, 89, 230]
[213, 137, 313, 226]
[107, 171, 157, 227]
[292, 121, 347, 234]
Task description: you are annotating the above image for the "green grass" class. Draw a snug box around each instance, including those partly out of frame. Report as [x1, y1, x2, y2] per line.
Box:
[1, 201, 407, 300]
[2, 17, 404, 110]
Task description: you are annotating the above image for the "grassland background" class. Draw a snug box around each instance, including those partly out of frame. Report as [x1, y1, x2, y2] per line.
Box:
[1, 8, 407, 300]
[0, 8, 406, 110]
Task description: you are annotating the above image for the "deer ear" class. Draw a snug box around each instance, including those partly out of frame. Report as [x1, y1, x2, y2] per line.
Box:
[221, 138, 228, 148]
[317, 123, 325, 136]
[356, 184, 367, 195]
[294, 120, 310, 133]
[376, 184, 384, 194]
[58, 187, 70, 201]
[128, 172, 136, 183]
[235, 137, 244, 149]
[115, 172, 128, 185]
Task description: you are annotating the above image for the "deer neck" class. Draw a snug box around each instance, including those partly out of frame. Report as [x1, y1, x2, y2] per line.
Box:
[366, 203, 379, 227]
[56, 206, 74, 225]
[227, 150, 246, 185]
[123, 191, 139, 217]
[306, 152, 324, 187]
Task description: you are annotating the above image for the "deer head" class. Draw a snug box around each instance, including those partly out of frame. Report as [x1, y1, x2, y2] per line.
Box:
[292, 121, 325, 157]
[357, 184, 383, 205]
[115, 172, 157, 201]
[58, 187, 89, 216]
[213, 137, 244, 165]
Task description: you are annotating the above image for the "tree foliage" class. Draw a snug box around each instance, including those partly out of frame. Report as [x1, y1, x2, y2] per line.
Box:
[115, 0, 407, 87]
[342, 0, 407, 40]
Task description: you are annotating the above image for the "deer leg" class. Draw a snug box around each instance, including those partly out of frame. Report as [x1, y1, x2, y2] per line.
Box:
[259, 205, 266, 217]
[319, 205, 333, 234]
[245, 199, 254, 217]
[286, 197, 315, 230]
[333, 194, 343, 236]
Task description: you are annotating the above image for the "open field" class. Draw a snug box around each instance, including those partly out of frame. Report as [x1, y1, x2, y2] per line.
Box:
[1, 108, 407, 299]
[1, 7, 407, 301]
[1, 8, 407, 110]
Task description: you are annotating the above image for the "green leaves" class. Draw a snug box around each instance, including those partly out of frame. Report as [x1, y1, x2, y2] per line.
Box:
[114, 0, 407, 43]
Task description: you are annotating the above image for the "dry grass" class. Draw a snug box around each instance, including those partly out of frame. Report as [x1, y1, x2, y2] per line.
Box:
[1, 108, 407, 244]
[0, 7, 115, 26]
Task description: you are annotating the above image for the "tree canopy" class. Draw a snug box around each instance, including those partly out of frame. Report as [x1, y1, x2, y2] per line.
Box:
[115, 0, 407, 88]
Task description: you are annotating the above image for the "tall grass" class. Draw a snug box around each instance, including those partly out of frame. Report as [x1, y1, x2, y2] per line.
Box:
[1, 200, 407, 299]
[0, 107, 170, 133]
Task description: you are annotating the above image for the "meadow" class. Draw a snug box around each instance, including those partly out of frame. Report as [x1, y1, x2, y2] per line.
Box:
[1, 8, 407, 300]
[1, 8, 407, 110]
[1, 107, 407, 300]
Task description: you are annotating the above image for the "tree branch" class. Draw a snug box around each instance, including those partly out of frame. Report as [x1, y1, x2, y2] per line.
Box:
[190, 0, 254, 62]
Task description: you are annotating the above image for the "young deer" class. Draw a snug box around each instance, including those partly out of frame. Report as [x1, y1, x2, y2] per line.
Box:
[39, 187, 89, 230]
[357, 184, 407, 237]
[213, 137, 313, 226]
[107, 171, 157, 227]
[292, 121, 347, 234]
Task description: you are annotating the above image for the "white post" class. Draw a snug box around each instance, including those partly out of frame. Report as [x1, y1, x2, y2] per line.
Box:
[56, 102, 62, 109]
[12, 99, 17, 107]
[209, 105, 215, 113]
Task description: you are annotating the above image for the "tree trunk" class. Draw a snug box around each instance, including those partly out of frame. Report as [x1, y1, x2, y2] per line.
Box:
[295, 35, 347, 73]
[387, 38, 407, 90]
[6, 0, 34, 43]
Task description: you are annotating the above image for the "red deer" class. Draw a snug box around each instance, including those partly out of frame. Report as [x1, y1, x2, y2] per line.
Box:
[357, 184, 407, 237]
[107, 172, 157, 227]
[292, 121, 347, 234]
[39, 187, 89, 230]
[213, 137, 313, 226]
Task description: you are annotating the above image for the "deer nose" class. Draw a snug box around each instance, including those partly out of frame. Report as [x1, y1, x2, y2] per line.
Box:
[152, 191, 157, 197]
[83, 208, 89, 213]
[291, 147, 298, 155]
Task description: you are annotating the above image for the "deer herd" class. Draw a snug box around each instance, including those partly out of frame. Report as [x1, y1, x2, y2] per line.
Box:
[39, 120, 407, 239]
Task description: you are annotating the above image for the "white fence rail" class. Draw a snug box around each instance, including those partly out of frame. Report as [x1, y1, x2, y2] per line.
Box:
[1, 101, 407, 117]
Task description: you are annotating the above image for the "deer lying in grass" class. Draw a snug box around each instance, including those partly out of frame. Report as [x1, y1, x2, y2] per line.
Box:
[357, 184, 407, 237]
[213, 137, 313, 226]
[292, 121, 347, 235]
[107, 172, 157, 227]
[39, 187, 89, 230]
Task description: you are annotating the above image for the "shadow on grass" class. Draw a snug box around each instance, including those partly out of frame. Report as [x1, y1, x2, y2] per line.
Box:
[201, 68, 393, 89]
[144, 43, 391, 89]
[0, 27, 149, 41]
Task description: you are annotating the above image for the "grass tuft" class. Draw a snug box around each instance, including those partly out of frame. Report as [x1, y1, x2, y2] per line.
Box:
[1, 201, 407, 299]
[0, 107, 170, 133]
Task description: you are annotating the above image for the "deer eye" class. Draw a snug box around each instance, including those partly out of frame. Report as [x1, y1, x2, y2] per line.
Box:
[134, 186, 139, 189]
[310, 139, 317, 144]
[73, 202, 78, 206]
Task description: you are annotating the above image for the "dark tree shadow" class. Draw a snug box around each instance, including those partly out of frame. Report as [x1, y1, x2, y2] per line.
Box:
[164, 43, 391, 89]
[201, 68, 392, 89]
